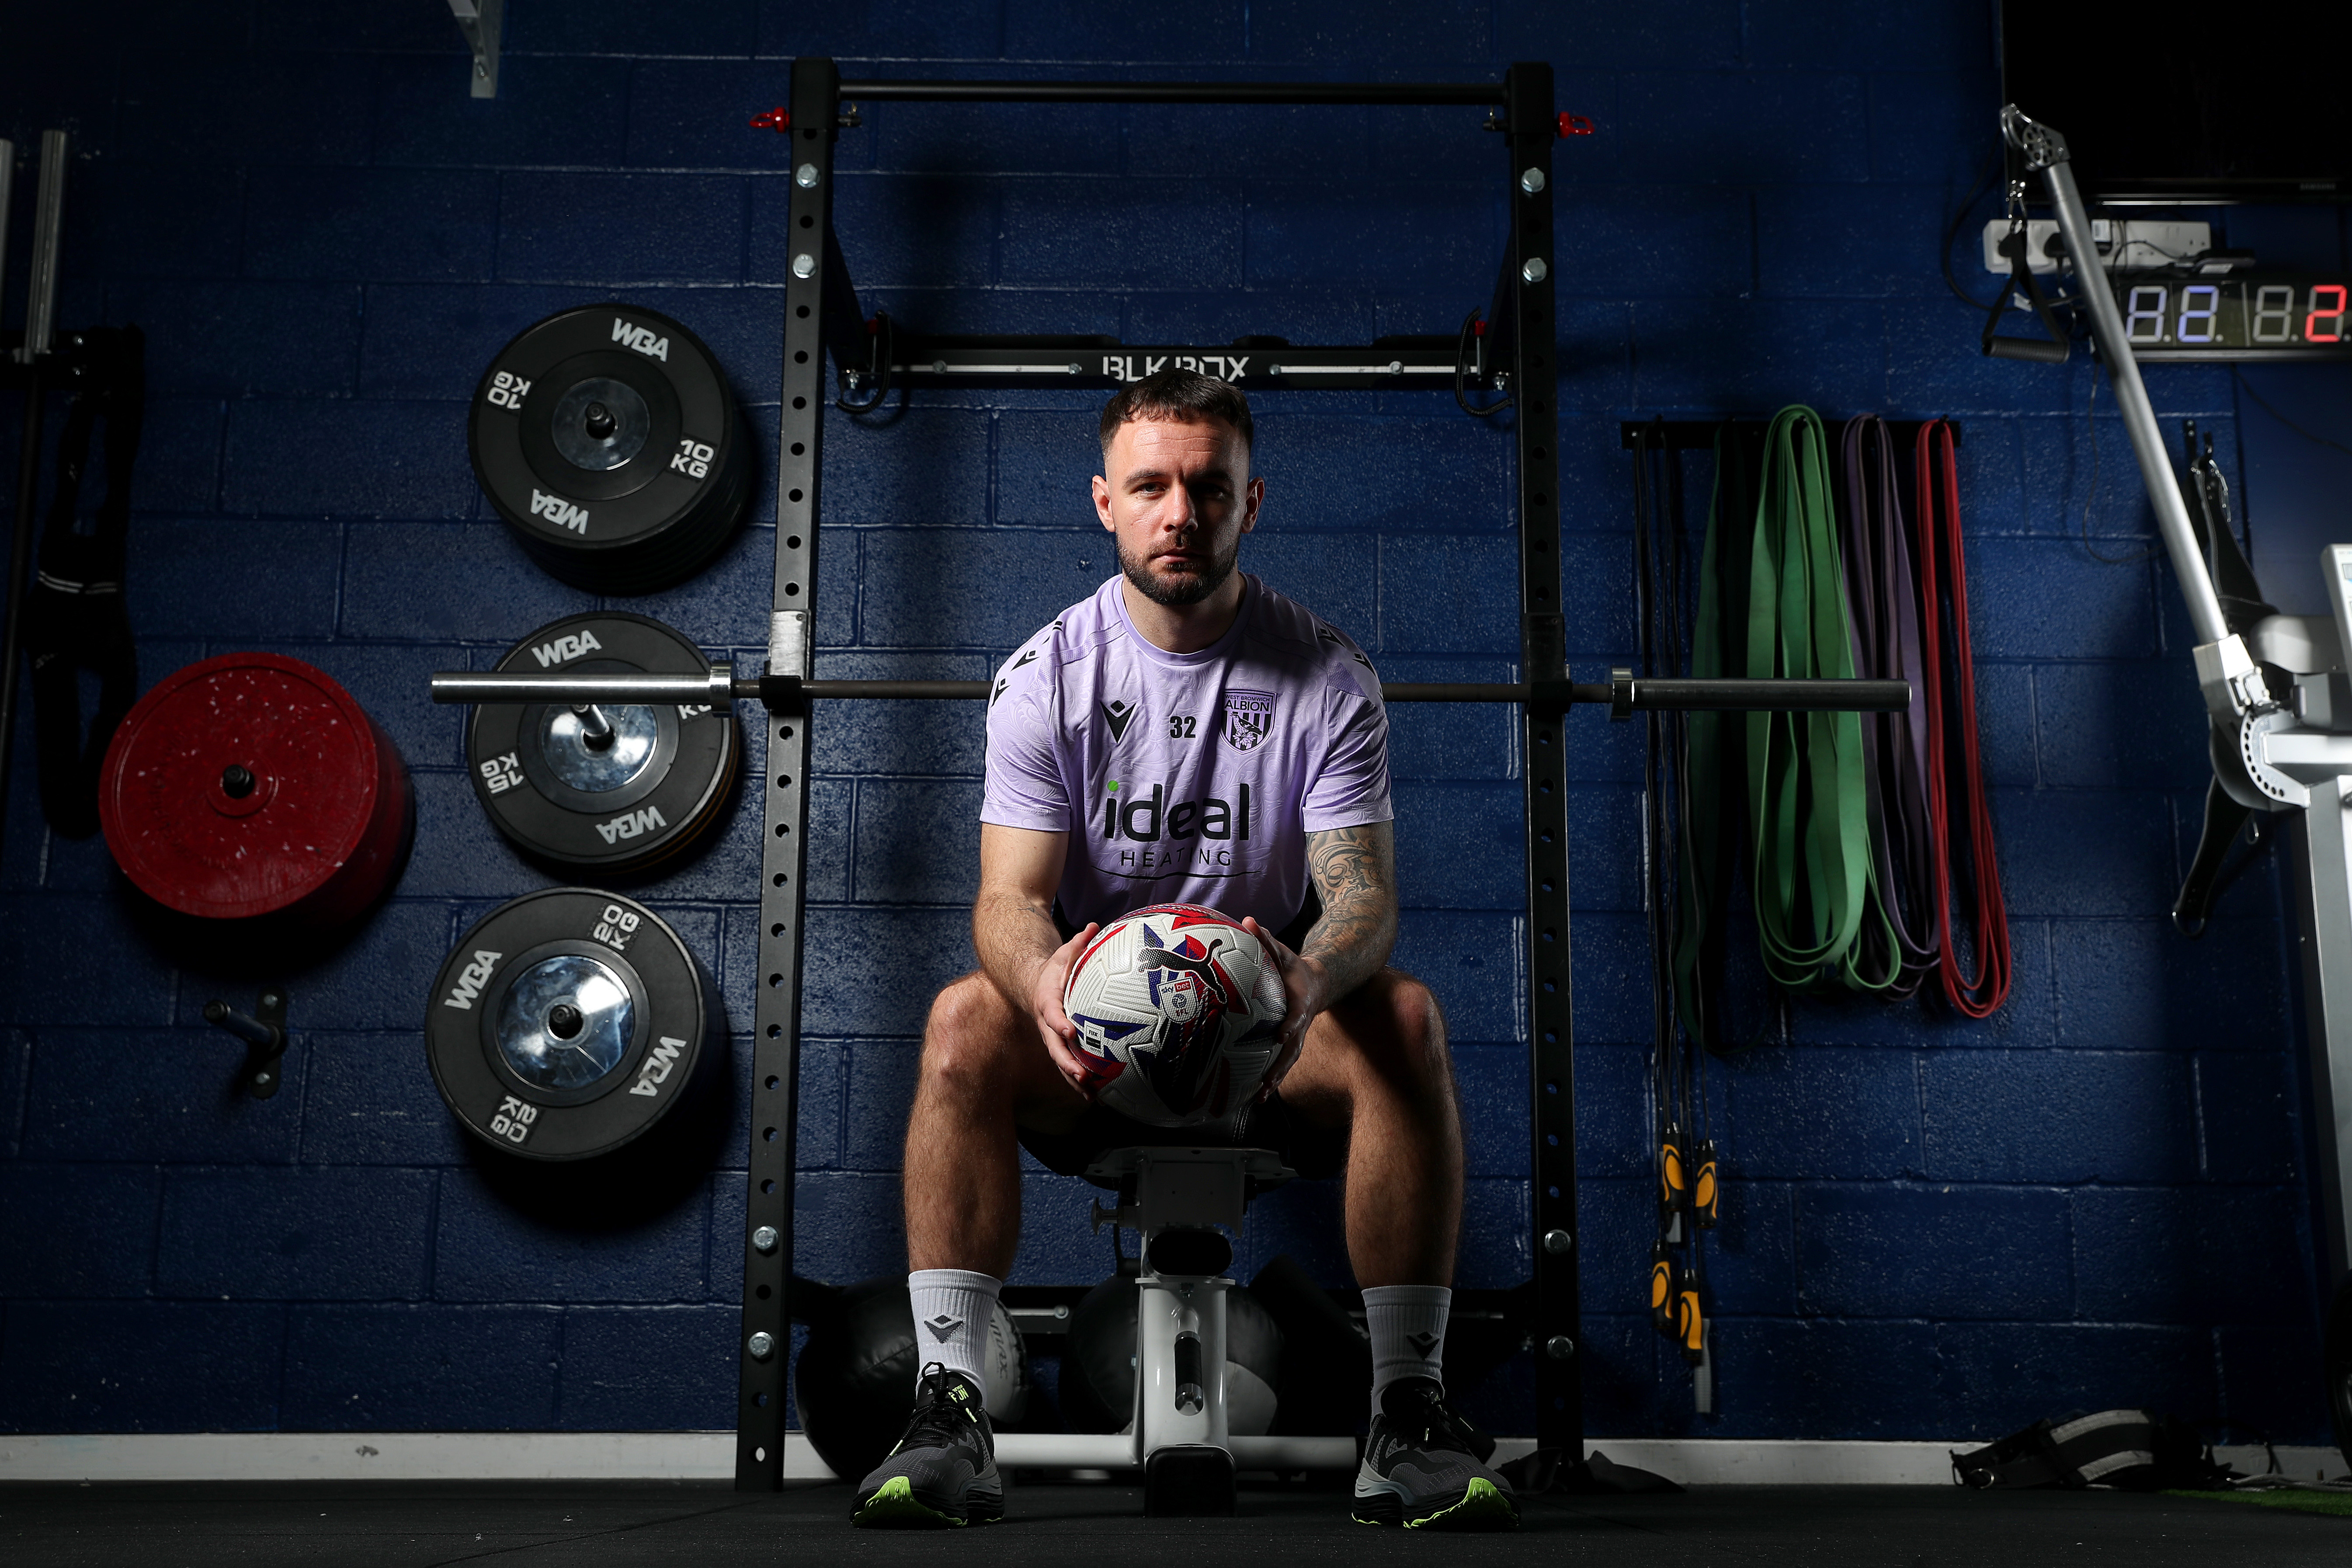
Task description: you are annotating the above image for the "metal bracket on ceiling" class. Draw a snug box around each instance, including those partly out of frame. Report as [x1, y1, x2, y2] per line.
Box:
[448, 0, 503, 99]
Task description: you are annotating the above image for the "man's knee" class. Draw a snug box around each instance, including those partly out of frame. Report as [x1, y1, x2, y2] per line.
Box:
[1332, 968, 1450, 1084]
[919, 972, 1021, 1094]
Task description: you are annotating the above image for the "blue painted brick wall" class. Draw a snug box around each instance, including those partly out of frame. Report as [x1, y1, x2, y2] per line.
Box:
[0, 0, 2330, 1446]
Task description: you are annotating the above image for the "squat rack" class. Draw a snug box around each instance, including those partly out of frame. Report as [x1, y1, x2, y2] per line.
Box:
[434, 57, 1904, 1489]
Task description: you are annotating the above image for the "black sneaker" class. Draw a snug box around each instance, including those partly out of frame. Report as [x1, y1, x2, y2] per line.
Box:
[851, 1363, 1004, 1528]
[1352, 1377, 1519, 1530]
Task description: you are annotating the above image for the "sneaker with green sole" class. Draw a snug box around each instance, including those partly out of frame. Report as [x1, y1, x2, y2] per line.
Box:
[851, 1363, 1004, 1528]
[1352, 1377, 1520, 1530]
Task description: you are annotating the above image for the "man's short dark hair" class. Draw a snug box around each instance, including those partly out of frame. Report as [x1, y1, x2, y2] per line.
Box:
[1098, 368, 1253, 460]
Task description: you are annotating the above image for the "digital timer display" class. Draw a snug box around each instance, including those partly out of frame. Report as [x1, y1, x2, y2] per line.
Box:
[2115, 275, 2352, 359]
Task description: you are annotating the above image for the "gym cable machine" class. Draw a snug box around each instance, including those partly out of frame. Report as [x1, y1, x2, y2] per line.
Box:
[429, 59, 1907, 1489]
[1992, 105, 2352, 1457]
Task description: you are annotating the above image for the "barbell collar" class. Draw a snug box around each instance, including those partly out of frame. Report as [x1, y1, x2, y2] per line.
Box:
[431, 668, 1911, 713]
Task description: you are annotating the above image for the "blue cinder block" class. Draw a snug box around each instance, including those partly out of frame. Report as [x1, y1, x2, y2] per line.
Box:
[799, 906, 975, 1038]
[76, 163, 244, 281]
[1247, 183, 1496, 296]
[823, 409, 991, 530]
[1125, 287, 1375, 348]
[1230, 1179, 1348, 1287]
[249, 0, 455, 51]
[0, 897, 174, 1029]
[1700, 1177, 1802, 1318]
[0, 1163, 160, 1296]
[793, 1171, 909, 1284]
[1560, 908, 1647, 1044]
[1720, 1047, 1925, 1181]
[812, 652, 996, 778]
[357, 283, 587, 400]
[1564, 1041, 1650, 1181]
[0, 1300, 287, 1432]
[559, 1306, 737, 1429]
[1867, 70, 2002, 186]
[1757, 186, 1949, 300]
[1618, 71, 1869, 185]
[1378, 534, 1518, 655]
[247, 167, 500, 283]
[0, 1028, 24, 1155]
[280, 1304, 562, 1430]
[2015, 412, 2171, 535]
[803, 174, 997, 292]
[1458, 1177, 1531, 1288]
[158, 1166, 435, 1301]
[1936, 1321, 2219, 1436]
[125, 399, 226, 516]
[1010, 1172, 1110, 1283]
[1782, 922, 2060, 1052]
[1747, 0, 1994, 72]
[1556, 186, 1754, 301]
[1127, 104, 1372, 184]
[1004, 0, 1240, 59]
[853, 778, 982, 907]
[299, 1031, 472, 1166]
[993, 410, 1106, 527]
[754, 0, 1003, 58]
[1563, 784, 1641, 913]
[224, 400, 479, 520]
[628, 60, 800, 173]
[1003, 181, 1244, 292]
[116, 50, 375, 169]
[1714, 1317, 1942, 1438]
[1498, 2, 1742, 69]
[1970, 661, 2037, 787]
[1383, 670, 1518, 783]
[341, 522, 592, 640]
[1991, 790, 2178, 919]
[842, 1039, 921, 1173]
[2032, 660, 2209, 790]
[1556, 299, 1637, 414]
[1569, 1175, 1653, 1328]
[2195, 1051, 2300, 1184]
[398, 769, 563, 900]
[1393, 781, 1525, 911]
[498, 173, 748, 288]
[1454, 1039, 1530, 1179]
[878, 103, 1122, 178]
[1922, 1050, 2196, 1184]
[130, 518, 342, 640]
[375, 54, 631, 170]
[1631, 299, 1889, 415]
[1797, 1184, 2070, 1319]
[1886, 301, 2086, 419]
[1255, 413, 1506, 535]
[2073, 1187, 2307, 1324]
[175, 899, 453, 1033]
[1250, 0, 1488, 64]
[23, 1026, 303, 1165]
[435, 1166, 712, 1303]
[254, 640, 461, 776]
[107, 280, 361, 400]
[619, 517, 826, 651]
[858, 527, 1112, 650]
[1392, 909, 1519, 1043]
[514, 0, 755, 54]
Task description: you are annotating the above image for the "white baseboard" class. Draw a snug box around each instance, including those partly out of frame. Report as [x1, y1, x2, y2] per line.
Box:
[1, 1432, 2340, 1487]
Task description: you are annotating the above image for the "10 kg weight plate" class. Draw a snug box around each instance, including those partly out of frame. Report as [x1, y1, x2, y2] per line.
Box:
[469, 303, 749, 593]
[426, 888, 723, 1161]
[467, 612, 737, 874]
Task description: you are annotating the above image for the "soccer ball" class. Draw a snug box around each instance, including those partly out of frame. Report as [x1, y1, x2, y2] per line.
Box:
[1062, 902, 1287, 1129]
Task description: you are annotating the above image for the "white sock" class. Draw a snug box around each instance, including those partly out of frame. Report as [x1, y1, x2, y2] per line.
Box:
[1365, 1283, 1451, 1420]
[907, 1268, 1001, 1392]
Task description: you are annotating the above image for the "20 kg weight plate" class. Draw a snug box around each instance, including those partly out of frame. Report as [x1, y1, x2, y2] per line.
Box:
[467, 612, 737, 874]
[100, 653, 412, 922]
[469, 303, 748, 594]
[426, 888, 723, 1161]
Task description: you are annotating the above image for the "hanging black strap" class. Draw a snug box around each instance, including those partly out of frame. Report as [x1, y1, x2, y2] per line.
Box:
[1981, 197, 2071, 364]
[23, 327, 145, 840]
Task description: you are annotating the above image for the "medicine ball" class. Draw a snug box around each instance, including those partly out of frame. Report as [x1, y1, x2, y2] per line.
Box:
[1057, 1275, 1283, 1436]
[794, 1277, 1028, 1484]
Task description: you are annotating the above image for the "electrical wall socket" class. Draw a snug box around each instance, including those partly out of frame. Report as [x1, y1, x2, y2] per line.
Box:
[1980, 218, 2212, 275]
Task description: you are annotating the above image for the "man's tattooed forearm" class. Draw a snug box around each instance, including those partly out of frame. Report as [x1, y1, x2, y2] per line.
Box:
[1299, 821, 1399, 997]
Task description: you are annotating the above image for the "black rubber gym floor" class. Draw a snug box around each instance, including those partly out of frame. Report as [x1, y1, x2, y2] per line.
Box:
[1, 1479, 2342, 1566]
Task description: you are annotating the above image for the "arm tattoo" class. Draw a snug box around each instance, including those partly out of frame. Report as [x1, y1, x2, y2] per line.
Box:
[1300, 821, 1399, 1001]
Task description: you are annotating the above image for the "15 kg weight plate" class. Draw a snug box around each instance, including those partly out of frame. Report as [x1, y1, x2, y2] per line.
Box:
[100, 653, 412, 922]
[469, 303, 749, 594]
[467, 612, 737, 874]
[426, 888, 723, 1161]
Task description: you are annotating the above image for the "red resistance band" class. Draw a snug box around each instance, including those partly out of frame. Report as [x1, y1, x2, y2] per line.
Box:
[1913, 420, 2011, 1017]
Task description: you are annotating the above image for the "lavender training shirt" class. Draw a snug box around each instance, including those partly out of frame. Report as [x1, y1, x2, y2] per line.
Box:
[980, 574, 1393, 930]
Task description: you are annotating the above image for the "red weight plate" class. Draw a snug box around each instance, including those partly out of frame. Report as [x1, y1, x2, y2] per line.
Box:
[100, 653, 411, 922]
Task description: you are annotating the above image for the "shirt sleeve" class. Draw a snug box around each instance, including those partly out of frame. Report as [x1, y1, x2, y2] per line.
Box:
[979, 665, 1071, 833]
[1300, 685, 1393, 831]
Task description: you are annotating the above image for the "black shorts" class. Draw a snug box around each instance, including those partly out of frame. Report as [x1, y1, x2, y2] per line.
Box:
[1034, 890, 1338, 1184]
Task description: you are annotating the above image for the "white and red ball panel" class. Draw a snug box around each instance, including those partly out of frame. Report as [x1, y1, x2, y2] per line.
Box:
[1062, 902, 1286, 1129]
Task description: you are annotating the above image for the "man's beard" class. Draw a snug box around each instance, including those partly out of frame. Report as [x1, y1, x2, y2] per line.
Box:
[1118, 533, 1239, 607]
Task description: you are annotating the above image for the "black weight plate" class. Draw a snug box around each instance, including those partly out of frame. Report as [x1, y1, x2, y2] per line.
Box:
[469, 303, 745, 591]
[425, 888, 723, 1161]
[467, 612, 737, 874]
